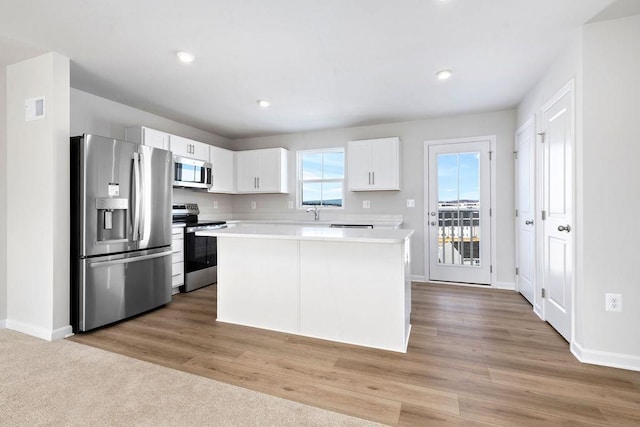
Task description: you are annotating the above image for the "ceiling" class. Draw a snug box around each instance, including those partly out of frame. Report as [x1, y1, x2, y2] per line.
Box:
[0, 0, 616, 139]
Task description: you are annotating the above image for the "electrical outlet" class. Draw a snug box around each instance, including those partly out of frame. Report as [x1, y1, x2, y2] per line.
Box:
[362, 200, 370, 209]
[251, 201, 256, 209]
[407, 199, 415, 208]
[213, 200, 218, 209]
[605, 293, 622, 312]
[288, 201, 294, 209]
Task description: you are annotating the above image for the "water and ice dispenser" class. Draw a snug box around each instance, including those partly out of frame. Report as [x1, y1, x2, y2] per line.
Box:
[96, 197, 129, 242]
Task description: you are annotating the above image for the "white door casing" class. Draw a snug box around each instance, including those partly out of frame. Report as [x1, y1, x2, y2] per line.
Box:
[515, 118, 536, 305]
[541, 80, 574, 342]
[425, 137, 495, 285]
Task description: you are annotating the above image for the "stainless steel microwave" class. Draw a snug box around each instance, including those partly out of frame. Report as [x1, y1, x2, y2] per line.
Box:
[173, 155, 212, 189]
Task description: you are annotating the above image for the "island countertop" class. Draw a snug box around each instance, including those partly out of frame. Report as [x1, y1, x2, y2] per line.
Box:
[196, 224, 414, 244]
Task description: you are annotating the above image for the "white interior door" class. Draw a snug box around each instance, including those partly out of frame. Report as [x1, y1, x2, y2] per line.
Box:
[427, 140, 491, 285]
[541, 81, 574, 342]
[515, 119, 536, 305]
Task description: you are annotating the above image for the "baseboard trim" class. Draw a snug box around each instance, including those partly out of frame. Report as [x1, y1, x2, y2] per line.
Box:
[6, 320, 73, 341]
[571, 341, 640, 372]
[533, 305, 544, 320]
[0, 319, 6, 329]
[410, 275, 426, 283]
[493, 281, 516, 290]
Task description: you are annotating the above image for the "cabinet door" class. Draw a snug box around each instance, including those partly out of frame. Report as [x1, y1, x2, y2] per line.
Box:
[209, 146, 235, 193]
[143, 128, 169, 150]
[347, 140, 371, 190]
[169, 134, 193, 158]
[169, 135, 209, 161]
[370, 137, 399, 190]
[257, 148, 284, 193]
[191, 141, 210, 162]
[235, 150, 258, 192]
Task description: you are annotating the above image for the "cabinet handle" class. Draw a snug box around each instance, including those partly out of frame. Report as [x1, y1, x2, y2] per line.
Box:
[257, 177, 260, 188]
[372, 172, 375, 185]
[368, 172, 371, 185]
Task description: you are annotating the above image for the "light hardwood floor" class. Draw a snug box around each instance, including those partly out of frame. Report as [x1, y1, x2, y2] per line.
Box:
[70, 283, 640, 425]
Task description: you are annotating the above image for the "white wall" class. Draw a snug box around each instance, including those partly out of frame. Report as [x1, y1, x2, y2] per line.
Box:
[70, 89, 234, 217]
[579, 14, 640, 366]
[231, 110, 517, 284]
[517, 15, 640, 369]
[6, 53, 70, 339]
[0, 67, 7, 325]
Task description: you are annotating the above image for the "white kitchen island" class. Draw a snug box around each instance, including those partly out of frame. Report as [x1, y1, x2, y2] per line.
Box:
[198, 225, 413, 353]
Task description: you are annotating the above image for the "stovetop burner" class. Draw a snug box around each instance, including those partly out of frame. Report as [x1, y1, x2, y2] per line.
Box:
[172, 203, 226, 227]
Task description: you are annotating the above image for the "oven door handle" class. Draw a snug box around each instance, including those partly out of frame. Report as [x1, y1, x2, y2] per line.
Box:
[186, 225, 227, 233]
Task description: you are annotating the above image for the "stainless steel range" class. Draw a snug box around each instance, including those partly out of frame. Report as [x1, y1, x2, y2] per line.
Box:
[172, 204, 226, 292]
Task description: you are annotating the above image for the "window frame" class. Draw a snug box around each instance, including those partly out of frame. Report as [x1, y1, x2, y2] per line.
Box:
[296, 147, 345, 210]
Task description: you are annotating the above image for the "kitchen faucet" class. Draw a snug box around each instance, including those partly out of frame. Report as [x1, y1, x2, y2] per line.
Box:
[306, 206, 320, 221]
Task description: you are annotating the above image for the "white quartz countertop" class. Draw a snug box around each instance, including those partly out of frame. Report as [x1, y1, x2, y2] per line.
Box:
[223, 219, 403, 228]
[197, 224, 414, 244]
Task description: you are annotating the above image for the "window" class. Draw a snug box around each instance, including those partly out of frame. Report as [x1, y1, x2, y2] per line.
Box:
[297, 148, 345, 208]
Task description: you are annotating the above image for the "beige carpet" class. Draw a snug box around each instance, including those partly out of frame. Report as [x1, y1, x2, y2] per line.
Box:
[0, 329, 380, 426]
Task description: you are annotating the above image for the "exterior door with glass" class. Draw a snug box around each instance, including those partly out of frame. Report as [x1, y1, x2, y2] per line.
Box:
[427, 139, 492, 284]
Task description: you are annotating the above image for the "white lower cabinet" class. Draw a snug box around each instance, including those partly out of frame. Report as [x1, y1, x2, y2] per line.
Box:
[171, 227, 185, 294]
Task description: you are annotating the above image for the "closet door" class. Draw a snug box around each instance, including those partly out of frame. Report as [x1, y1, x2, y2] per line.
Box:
[541, 80, 574, 342]
[515, 118, 536, 306]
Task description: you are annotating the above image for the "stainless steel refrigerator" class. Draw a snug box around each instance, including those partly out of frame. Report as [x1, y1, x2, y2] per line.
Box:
[71, 134, 173, 332]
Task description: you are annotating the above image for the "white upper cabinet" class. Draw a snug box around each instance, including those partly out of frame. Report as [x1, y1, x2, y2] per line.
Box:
[170, 134, 210, 162]
[125, 126, 170, 150]
[209, 145, 236, 194]
[236, 148, 288, 194]
[347, 137, 400, 191]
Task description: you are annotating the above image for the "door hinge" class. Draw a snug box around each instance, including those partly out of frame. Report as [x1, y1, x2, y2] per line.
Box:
[513, 151, 518, 160]
[542, 288, 546, 298]
[537, 132, 546, 143]
[489, 151, 493, 160]
[541, 210, 547, 221]
[515, 209, 519, 218]
[515, 267, 519, 276]
[489, 208, 492, 217]
[490, 265, 493, 274]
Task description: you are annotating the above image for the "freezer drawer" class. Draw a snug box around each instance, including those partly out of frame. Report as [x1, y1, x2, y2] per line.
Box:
[75, 247, 172, 332]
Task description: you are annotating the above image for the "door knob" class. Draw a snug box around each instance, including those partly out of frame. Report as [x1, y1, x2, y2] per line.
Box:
[525, 220, 534, 225]
[557, 225, 571, 232]
[430, 212, 436, 216]
[430, 221, 436, 226]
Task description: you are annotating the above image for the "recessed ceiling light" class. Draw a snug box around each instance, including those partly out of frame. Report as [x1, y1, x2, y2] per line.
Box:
[176, 51, 195, 63]
[257, 99, 271, 108]
[436, 69, 452, 80]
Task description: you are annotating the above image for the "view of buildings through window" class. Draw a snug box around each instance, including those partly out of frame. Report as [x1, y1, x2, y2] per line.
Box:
[298, 149, 345, 207]
[437, 152, 481, 266]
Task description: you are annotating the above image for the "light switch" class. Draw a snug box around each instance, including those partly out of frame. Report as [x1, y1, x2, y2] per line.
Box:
[363, 200, 370, 209]
[407, 199, 415, 208]
[25, 96, 46, 121]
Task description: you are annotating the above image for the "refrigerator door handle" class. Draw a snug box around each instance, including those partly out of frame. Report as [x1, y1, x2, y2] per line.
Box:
[138, 150, 146, 241]
[88, 250, 173, 268]
[132, 152, 141, 241]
